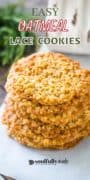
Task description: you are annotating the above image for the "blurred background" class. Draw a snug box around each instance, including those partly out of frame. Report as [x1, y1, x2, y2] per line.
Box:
[0, 0, 48, 105]
[0, 0, 90, 105]
[0, 0, 48, 8]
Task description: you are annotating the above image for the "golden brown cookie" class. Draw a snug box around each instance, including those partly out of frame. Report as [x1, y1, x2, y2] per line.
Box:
[6, 52, 90, 105]
[2, 97, 90, 148]
[2, 52, 90, 149]
[2, 106, 89, 149]
[5, 93, 89, 126]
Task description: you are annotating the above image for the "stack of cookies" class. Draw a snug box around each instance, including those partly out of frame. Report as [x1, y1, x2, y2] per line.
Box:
[2, 52, 90, 149]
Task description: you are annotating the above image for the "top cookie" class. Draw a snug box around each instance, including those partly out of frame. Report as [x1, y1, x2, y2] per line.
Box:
[6, 52, 90, 105]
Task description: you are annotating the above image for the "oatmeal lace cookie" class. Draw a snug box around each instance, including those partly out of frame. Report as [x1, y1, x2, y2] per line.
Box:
[2, 52, 90, 149]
